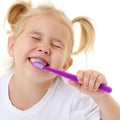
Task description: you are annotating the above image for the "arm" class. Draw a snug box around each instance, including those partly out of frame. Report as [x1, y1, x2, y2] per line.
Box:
[95, 93, 120, 120]
[69, 70, 120, 120]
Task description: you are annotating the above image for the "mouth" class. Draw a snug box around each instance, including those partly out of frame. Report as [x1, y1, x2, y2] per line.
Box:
[28, 57, 49, 67]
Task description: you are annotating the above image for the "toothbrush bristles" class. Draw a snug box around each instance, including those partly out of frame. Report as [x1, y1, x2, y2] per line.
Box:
[33, 61, 44, 69]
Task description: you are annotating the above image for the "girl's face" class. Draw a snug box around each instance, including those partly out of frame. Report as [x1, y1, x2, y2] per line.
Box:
[8, 14, 72, 82]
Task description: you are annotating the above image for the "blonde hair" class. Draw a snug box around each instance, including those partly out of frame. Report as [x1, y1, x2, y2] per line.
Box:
[5, 0, 95, 64]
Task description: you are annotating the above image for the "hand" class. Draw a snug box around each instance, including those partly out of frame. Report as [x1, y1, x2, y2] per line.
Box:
[69, 70, 108, 98]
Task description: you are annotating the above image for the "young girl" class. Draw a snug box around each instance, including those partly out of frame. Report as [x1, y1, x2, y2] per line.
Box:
[0, 0, 120, 120]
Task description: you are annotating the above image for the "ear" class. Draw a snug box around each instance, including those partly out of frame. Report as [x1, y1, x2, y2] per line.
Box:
[62, 58, 73, 71]
[8, 36, 15, 57]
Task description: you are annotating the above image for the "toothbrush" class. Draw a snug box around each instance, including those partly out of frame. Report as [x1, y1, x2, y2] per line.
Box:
[32, 61, 112, 93]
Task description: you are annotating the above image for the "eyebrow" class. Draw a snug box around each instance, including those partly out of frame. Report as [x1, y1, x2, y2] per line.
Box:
[27, 31, 43, 36]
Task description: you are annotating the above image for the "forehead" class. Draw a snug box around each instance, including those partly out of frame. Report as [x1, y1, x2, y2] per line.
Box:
[24, 14, 70, 39]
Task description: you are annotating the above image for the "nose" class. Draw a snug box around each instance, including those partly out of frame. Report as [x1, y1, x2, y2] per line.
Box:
[37, 45, 50, 55]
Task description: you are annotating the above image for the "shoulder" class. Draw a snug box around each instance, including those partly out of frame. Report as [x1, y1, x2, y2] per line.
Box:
[0, 71, 14, 86]
[55, 78, 100, 119]
[55, 77, 80, 95]
[55, 77, 94, 102]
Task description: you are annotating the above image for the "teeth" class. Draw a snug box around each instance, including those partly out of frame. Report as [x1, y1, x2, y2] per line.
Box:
[30, 58, 47, 66]
[30, 58, 38, 63]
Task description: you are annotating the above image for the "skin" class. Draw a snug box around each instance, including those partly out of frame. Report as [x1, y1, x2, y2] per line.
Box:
[8, 14, 72, 110]
[8, 14, 120, 119]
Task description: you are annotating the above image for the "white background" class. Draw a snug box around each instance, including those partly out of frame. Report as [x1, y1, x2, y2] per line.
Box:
[0, 0, 120, 103]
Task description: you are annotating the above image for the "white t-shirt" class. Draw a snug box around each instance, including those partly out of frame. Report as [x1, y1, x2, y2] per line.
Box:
[0, 71, 101, 120]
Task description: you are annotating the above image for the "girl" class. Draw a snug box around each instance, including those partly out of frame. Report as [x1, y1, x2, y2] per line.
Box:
[0, 0, 120, 120]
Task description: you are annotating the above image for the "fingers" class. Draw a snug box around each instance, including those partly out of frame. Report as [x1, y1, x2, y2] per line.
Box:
[75, 70, 107, 92]
[94, 73, 107, 90]
[82, 70, 93, 89]
[76, 70, 84, 84]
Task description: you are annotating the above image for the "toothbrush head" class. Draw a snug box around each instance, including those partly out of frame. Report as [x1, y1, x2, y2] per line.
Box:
[32, 61, 44, 69]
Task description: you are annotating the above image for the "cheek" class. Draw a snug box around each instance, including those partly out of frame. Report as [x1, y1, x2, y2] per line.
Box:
[13, 42, 30, 60]
[51, 51, 67, 69]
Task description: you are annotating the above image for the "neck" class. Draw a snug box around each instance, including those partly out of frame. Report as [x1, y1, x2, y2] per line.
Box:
[8, 74, 55, 110]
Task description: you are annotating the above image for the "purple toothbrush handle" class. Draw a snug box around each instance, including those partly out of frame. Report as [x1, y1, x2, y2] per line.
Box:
[44, 66, 78, 82]
[99, 84, 112, 93]
[43, 66, 112, 93]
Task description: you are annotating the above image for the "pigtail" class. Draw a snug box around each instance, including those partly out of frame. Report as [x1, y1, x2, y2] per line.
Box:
[6, 0, 32, 33]
[72, 17, 95, 55]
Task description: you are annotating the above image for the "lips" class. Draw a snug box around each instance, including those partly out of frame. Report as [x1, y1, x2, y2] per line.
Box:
[28, 57, 49, 66]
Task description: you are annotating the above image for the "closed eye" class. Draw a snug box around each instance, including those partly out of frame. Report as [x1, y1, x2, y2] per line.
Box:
[52, 44, 61, 48]
[51, 39, 64, 49]
[31, 37, 40, 41]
